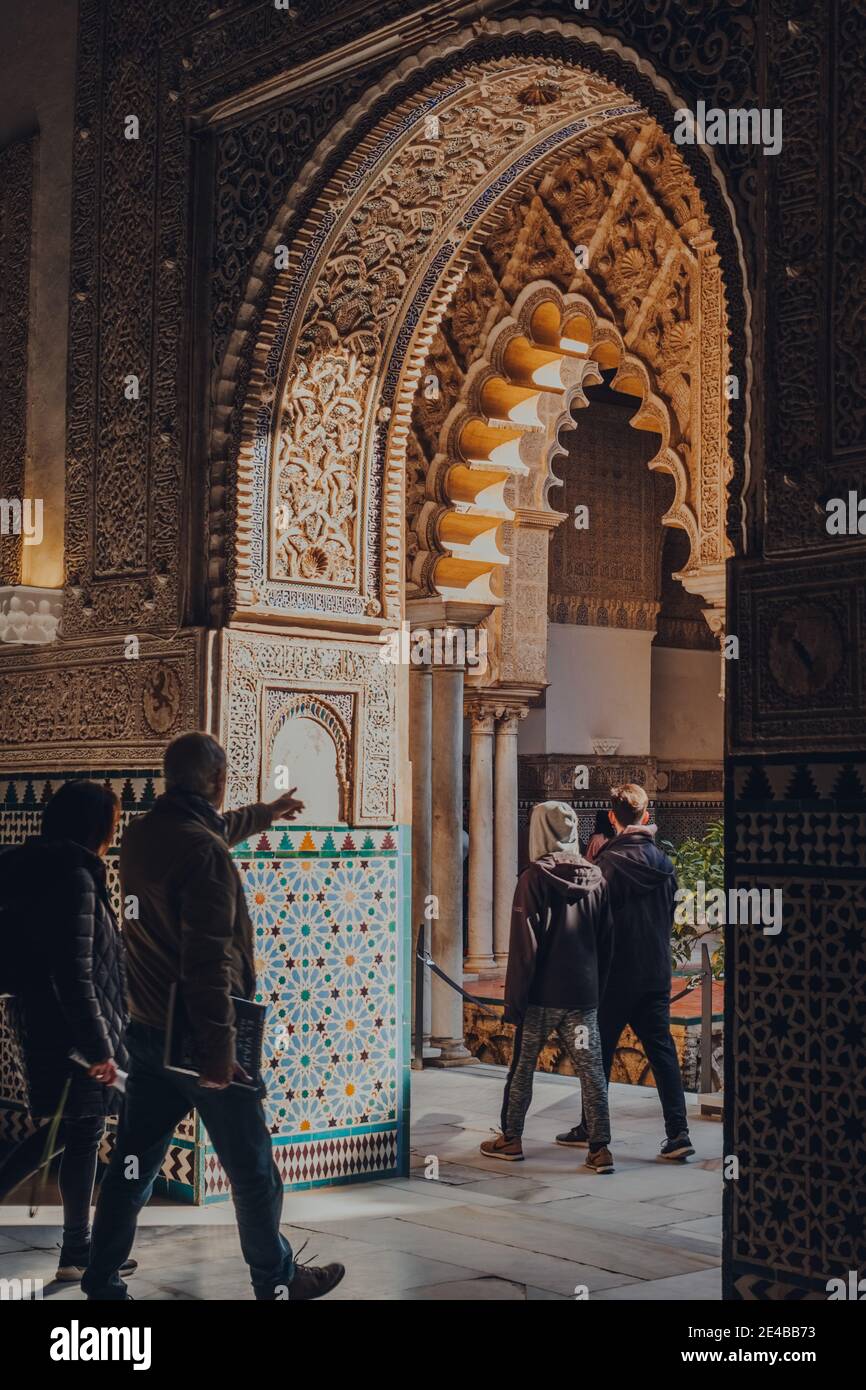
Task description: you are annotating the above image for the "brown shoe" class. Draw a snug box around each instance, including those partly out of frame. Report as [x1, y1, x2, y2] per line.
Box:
[584, 1146, 615, 1174]
[289, 1262, 345, 1301]
[480, 1132, 524, 1161]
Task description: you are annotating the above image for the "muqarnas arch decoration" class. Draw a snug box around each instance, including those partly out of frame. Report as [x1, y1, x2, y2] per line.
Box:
[217, 21, 749, 638]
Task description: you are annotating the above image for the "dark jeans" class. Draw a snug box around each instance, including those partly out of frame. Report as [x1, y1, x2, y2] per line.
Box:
[0, 1114, 104, 1254]
[81, 1021, 294, 1300]
[580, 987, 689, 1139]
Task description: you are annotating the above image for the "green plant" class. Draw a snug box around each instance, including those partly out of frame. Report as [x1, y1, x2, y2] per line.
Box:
[661, 818, 725, 977]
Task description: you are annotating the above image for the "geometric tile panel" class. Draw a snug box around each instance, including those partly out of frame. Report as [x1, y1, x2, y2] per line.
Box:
[0, 1101, 37, 1147]
[235, 837, 401, 1139]
[195, 828, 409, 1202]
[200, 1129, 399, 1202]
[726, 755, 866, 1298]
[0, 999, 28, 1110]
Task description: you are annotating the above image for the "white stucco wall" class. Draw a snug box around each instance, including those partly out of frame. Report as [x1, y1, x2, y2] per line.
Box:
[529, 624, 656, 755]
[650, 646, 723, 760]
[516, 627, 724, 762]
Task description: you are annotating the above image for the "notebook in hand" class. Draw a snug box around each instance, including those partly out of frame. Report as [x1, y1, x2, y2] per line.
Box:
[163, 983, 266, 1090]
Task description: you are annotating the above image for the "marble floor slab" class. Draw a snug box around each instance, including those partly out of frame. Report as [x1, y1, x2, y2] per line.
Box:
[0, 1068, 722, 1300]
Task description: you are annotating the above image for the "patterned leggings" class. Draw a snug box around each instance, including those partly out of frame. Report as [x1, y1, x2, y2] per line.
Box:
[501, 1005, 610, 1147]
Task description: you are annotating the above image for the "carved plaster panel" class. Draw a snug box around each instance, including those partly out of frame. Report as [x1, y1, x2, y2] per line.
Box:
[233, 55, 645, 623]
[492, 521, 552, 688]
[219, 628, 396, 824]
[732, 553, 866, 750]
[0, 136, 35, 589]
[0, 630, 204, 771]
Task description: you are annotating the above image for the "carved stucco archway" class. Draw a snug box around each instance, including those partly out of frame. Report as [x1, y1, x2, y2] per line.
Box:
[212, 20, 749, 644]
[408, 270, 726, 690]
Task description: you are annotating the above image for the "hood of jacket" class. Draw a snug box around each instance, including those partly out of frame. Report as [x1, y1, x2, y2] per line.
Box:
[531, 851, 604, 900]
[596, 826, 674, 896]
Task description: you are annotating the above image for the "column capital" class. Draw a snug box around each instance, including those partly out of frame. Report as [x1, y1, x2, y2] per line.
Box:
[406, 595, 496, 630]
[467, 703, 496, 735]
[701, 603, 726, 640]
[494, 704, 529, 732]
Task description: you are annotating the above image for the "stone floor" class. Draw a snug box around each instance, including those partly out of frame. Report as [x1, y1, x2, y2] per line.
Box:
[0, 1065, 723, 1300]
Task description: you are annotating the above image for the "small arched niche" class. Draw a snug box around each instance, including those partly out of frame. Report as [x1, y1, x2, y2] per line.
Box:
[263, 695, 352, 824]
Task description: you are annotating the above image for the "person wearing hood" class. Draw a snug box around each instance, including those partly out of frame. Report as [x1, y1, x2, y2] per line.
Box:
[0, 780, 133, 1282]
[556, 783, 695, 1161]
[480, 801, 615, 1174]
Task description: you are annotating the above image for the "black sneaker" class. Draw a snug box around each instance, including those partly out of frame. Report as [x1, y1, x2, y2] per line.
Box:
[289, 1261, 345, 1300]
[659, 1132, 695, 1161]
[555, 1124, 589, 1148]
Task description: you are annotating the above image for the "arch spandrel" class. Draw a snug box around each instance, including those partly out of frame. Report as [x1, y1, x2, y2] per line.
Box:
[232, 54, 647, 625]
[222, 23, 747, 665]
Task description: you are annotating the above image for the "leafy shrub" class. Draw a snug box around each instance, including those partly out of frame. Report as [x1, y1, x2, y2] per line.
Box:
[661, 818, 724, 977]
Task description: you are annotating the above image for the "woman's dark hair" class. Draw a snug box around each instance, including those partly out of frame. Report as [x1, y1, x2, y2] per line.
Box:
[42, 781, 120, 853]
[593, 808, 615, 838]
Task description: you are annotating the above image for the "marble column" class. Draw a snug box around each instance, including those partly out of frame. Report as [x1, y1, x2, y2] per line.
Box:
[464, 706, 496, 975]
[429, 659, 472, 1064]
[493, 708, 524, 966]
[702, 604, 727, 700]
[409, 660, 439, 1064]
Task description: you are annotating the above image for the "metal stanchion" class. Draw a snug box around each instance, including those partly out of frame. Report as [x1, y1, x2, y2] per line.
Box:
[700, 942, 714, 1095]
[412, 933, 498, 1069]
[413, 934, 425, 1070]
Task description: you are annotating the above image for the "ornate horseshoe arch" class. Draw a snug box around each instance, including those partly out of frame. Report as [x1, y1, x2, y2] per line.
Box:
[408, 283, 701, 598]
[213, 17, 751, 640]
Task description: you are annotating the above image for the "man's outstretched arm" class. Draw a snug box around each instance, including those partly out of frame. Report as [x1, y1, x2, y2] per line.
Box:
[223, 789, 305, 847]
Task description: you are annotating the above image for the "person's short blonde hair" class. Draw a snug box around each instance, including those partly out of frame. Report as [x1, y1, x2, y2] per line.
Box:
[610, 783, 649, 828]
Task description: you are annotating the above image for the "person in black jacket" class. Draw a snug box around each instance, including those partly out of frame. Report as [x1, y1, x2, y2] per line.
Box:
[480, 801, 615, 1174]
[556, 784, 695, 1160]
[583, 807, 615, 864]
[0, 780, 133, 1280]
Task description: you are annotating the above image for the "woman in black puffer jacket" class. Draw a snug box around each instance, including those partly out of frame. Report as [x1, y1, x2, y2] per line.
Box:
[0, 780, 131, 1282]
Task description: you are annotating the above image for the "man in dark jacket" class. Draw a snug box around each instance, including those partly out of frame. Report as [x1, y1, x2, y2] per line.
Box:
[81, 731, 345, 1302]
[480, 801, 615, 1174]
[557, 784, 695, 1160]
